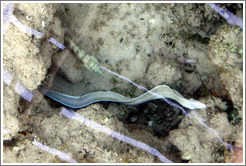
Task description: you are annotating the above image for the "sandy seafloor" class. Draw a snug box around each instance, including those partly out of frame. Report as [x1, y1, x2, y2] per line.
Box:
[2, 3, 244, 163]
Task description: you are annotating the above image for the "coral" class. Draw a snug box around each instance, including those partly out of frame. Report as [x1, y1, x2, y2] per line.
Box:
[170, 4, 221, 39]
[28, 104, 166, 163]
[209, 25, 243, 72]
[4, 23, 45, 90]
[207, 23, 243, 163]
[3, 2, 65, 161]
[3, 80, 20, 140]
[144, 56, 182, 87]
[3, 3, 63, 90]
[168, 96, 233, 163]
[15, 3, 61, 32]
[220, 71, 243, 123]
[208, 24, 243, 124]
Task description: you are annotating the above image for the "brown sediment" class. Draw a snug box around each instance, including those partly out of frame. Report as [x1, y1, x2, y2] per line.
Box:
[232, 146, 243, 163]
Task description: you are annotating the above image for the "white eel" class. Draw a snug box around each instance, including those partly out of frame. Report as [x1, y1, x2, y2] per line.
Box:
[40, 85, 206, 109]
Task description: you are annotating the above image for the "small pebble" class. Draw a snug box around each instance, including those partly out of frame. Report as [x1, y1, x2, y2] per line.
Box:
[26, 15, 32, 21]
[148, 121, 153, 127]
[130, 116, 137, 122]
[149, 18, 155, 24]
[42, 20, 45, 27]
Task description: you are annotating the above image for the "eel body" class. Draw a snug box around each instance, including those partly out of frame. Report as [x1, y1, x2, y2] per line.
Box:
[40, 85, 206, 109]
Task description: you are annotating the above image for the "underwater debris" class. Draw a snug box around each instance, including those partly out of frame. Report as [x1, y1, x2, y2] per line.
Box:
[33, 139, 77, 163]
[65, 36, 103, 74]
[208, 3, 243, 29]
